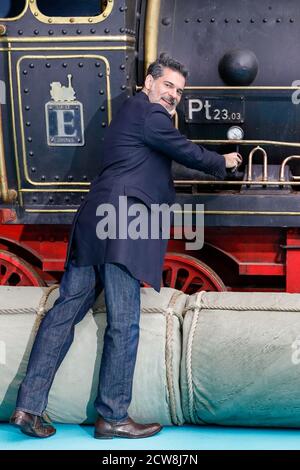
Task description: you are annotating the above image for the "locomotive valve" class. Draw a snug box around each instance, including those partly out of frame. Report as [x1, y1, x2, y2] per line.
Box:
[247, 146, 268, 183]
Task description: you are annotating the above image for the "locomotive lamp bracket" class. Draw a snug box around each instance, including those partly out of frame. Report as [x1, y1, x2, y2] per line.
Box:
[247, 146, 268, 184]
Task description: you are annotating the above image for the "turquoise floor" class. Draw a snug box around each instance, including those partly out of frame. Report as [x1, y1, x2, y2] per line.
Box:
[2, 423, 300, 450]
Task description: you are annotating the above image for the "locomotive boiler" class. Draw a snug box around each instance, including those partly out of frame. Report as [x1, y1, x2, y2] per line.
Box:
[0, 0, 300, 293]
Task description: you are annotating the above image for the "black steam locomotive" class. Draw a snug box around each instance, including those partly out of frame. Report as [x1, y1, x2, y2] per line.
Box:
[0, 0, 299, 293]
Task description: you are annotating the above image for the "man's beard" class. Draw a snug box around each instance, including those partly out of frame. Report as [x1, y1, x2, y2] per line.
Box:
[148, 90, 177, 113]
[160, 96, 176, 113]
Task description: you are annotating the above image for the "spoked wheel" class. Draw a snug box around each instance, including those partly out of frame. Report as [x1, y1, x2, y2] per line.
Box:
[162, 252, 226, 294]
[0, 250, 46, 286]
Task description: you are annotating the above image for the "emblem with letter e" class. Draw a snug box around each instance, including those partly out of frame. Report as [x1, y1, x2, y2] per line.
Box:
[45, 74, 85, 146]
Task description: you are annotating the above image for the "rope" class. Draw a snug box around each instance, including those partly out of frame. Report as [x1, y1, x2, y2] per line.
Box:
[183, 293, 300, 423]
[0, 307, 38, 315]
[185, 291, 206, 425]
[164, 291, 184, 425]
[141, 306, 183, 323]
[182, 302, 300, 314]
[3, 301, 299, 316]
[94, 306, 183, 322]
[0, 285, 60, 317]
[33, 285, 60, 333]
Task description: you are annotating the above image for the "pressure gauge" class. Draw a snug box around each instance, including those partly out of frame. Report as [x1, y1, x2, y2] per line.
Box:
[227, 126, 244, 140]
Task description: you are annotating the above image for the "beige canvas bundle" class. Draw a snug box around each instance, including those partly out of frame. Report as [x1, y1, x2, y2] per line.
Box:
[1, 286, 300, 427]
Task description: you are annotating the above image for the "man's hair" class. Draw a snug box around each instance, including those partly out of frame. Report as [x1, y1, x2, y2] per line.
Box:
[146, 53, 188, 80]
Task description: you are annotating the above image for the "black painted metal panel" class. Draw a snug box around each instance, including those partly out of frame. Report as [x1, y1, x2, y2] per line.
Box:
[0, 0, 139, 217]
[158, 0, 300, 162]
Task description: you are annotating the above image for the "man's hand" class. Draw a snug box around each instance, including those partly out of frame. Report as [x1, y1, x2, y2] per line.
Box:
[223, 152, 242, 169]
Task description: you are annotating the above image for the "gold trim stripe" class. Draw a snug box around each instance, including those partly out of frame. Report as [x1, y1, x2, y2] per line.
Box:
[21, 188, 89, 192]
[0, 0, 29, 21]
[21, 180, 300, 189]
[0, 104, 9, 201]
[29, 0, 113, 25]
[26, 209, 77, 213]
[16, 54, 112, 187]
[185, 86, 300, 90]
[25, 209, 300, 215]
[176, 210, 300, 216]
[174, 180, 300, 185]
[0, 36, 136, 44]
[0, 46, 134, 52]
[8, 43, 23, 205]
[192, 139, 300, 148]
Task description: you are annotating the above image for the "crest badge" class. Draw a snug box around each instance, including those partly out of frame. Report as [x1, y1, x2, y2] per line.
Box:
[45, 74, 85, 146]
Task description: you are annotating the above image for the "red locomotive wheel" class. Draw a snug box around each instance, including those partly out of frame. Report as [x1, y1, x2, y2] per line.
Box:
[162, 252, 226, 293]
[0, 250, 46, 286]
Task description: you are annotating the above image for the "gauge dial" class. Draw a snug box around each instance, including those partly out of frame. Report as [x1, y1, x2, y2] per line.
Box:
[227, 126, 244, 140]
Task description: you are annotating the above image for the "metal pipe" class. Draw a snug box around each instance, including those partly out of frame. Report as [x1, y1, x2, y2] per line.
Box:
[173, 179, 298, 185]
[144, 0, 161, 75]
[247, 146, 268, 182]
[280, 155, 300, 181]
[0, 104, 17, 203]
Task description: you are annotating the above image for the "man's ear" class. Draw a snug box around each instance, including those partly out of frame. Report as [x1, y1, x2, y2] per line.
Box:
[144, 74, 154, 91]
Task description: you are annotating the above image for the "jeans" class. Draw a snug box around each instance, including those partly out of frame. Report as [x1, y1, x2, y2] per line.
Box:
[16, 261, 141, 423]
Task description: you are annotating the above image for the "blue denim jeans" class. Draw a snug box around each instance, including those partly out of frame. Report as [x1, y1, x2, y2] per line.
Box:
[16, 261, 141, 423]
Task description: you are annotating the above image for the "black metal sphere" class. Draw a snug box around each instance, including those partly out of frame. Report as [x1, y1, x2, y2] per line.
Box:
[219, 49, 258, 85]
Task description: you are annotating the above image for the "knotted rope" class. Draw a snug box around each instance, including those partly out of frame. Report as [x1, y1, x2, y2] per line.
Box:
[164, 291, 185, 425]
[33, 285, 60, 333]
[185, 291, 207, 425]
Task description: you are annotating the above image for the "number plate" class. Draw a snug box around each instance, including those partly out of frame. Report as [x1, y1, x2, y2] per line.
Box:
[185, 96, 245, 124]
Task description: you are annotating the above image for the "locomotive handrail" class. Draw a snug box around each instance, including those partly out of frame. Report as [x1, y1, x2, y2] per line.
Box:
[247, 146, 268, 182]
[0, 105, 17, 203]
[280, 155, 300, 182]
[173, 180, 300, 186]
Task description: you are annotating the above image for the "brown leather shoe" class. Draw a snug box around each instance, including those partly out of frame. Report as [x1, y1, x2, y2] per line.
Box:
[10, 410, 56, 438]
[94, 416, 162, 439]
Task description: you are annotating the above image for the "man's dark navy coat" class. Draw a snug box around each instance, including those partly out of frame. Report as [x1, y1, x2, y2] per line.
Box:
[65, 91, 226, 291]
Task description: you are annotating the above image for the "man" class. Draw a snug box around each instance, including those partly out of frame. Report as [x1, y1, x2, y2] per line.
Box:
[10, 54, 241, 439]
